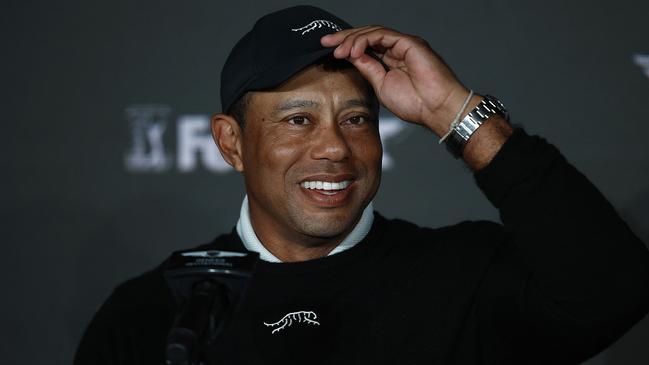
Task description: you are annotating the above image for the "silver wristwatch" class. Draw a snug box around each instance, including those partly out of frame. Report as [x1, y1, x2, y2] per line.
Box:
[445, 94, 509, 158]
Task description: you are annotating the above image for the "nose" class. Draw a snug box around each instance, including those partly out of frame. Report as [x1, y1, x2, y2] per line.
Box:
[310, 124, 352, 162]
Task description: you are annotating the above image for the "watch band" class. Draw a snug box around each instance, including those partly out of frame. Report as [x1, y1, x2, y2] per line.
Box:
[445, 94, 508, 158]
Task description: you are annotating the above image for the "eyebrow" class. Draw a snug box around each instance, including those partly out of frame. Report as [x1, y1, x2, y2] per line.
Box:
[274, 99, 320, 113]
[344, 99, 372, 109]
[272, 98, 372, 116]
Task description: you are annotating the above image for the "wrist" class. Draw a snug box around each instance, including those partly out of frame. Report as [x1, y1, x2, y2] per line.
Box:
[443, 94, 510, 159]
[423, 86, 482, 137]
[463, 116, 514, 170]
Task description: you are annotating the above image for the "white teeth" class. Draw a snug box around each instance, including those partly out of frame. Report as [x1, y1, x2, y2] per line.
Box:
[301, 180, 352, 191]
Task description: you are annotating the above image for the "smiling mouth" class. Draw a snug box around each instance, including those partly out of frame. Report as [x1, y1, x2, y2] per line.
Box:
[300, 180, 352, 195]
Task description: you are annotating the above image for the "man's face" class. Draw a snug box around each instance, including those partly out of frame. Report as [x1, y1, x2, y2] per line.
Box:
[240, 63, 382, 244]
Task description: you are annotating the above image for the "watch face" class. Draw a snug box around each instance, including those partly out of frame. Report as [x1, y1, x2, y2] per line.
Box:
[484, 95, 509, 120]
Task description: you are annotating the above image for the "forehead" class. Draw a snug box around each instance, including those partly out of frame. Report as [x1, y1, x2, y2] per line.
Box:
[248, 64, 375, 110]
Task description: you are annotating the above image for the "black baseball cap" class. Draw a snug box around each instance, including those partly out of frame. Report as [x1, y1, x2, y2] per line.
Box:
[220, 5, 352, 113]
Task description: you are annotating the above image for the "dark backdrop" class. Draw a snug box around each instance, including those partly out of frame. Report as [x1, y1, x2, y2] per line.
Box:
[3, 0, 648, 364]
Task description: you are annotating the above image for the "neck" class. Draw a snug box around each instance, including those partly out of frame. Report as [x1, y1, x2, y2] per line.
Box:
[249, 205, 358, 263]
[253, 225, 344, 262]
[236, 196, 374, 262]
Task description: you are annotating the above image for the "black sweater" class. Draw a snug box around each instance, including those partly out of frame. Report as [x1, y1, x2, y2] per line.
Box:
[75, 129, 649, 364]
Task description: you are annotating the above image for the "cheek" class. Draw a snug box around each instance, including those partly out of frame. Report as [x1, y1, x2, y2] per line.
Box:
[350, 132, 383, 169]
[250, 136, 304, 183]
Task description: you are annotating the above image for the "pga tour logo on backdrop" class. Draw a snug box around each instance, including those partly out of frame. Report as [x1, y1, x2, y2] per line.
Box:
[124, 105, 407, 174]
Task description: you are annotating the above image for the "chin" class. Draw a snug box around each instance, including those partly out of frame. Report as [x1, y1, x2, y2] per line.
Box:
[292, 210, 357, 239]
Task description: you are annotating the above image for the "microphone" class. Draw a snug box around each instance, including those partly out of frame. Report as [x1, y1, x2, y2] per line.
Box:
[163, 249, 258, 365]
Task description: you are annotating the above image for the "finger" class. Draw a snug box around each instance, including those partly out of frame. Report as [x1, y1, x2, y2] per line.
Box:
[347, 28, 390, 58]
[346, 53, 387, 94]
[338, 28, 412, 62]
[320, 26, 376, 47]
[332, 26, 384, 59]
[352, 29, 408, 59]
[359, 32, 429, 73]
[333, 27, 383, 59]
[351, 34, 393, 59]
[379, 51, 403, 69]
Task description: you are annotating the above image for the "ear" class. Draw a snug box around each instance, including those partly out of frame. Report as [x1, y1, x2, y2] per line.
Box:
[211, 113, 244, 172]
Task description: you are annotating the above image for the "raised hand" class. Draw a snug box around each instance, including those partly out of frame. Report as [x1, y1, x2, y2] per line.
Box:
[321, 26, 476, 137]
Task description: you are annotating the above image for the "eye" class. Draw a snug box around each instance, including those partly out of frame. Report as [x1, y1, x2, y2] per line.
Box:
[343, 115, 371, 125]
[287, 115, 310, 125]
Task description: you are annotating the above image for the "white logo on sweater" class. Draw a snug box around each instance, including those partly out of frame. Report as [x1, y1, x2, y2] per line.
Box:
[263, 310, 320, 334]
[291, 20, 341, 35]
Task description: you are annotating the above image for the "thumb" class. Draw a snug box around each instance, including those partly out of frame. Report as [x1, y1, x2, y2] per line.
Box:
[346, 53, 387, 94]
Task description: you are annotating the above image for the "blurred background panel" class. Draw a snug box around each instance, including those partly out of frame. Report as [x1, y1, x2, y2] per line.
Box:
[2, 0, 648, 363]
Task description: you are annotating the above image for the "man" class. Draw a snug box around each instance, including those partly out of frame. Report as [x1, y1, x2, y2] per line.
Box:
[75, 5, 649, 365]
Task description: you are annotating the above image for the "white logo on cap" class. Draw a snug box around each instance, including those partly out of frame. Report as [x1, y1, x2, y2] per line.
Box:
[291, 20, 342, 35]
